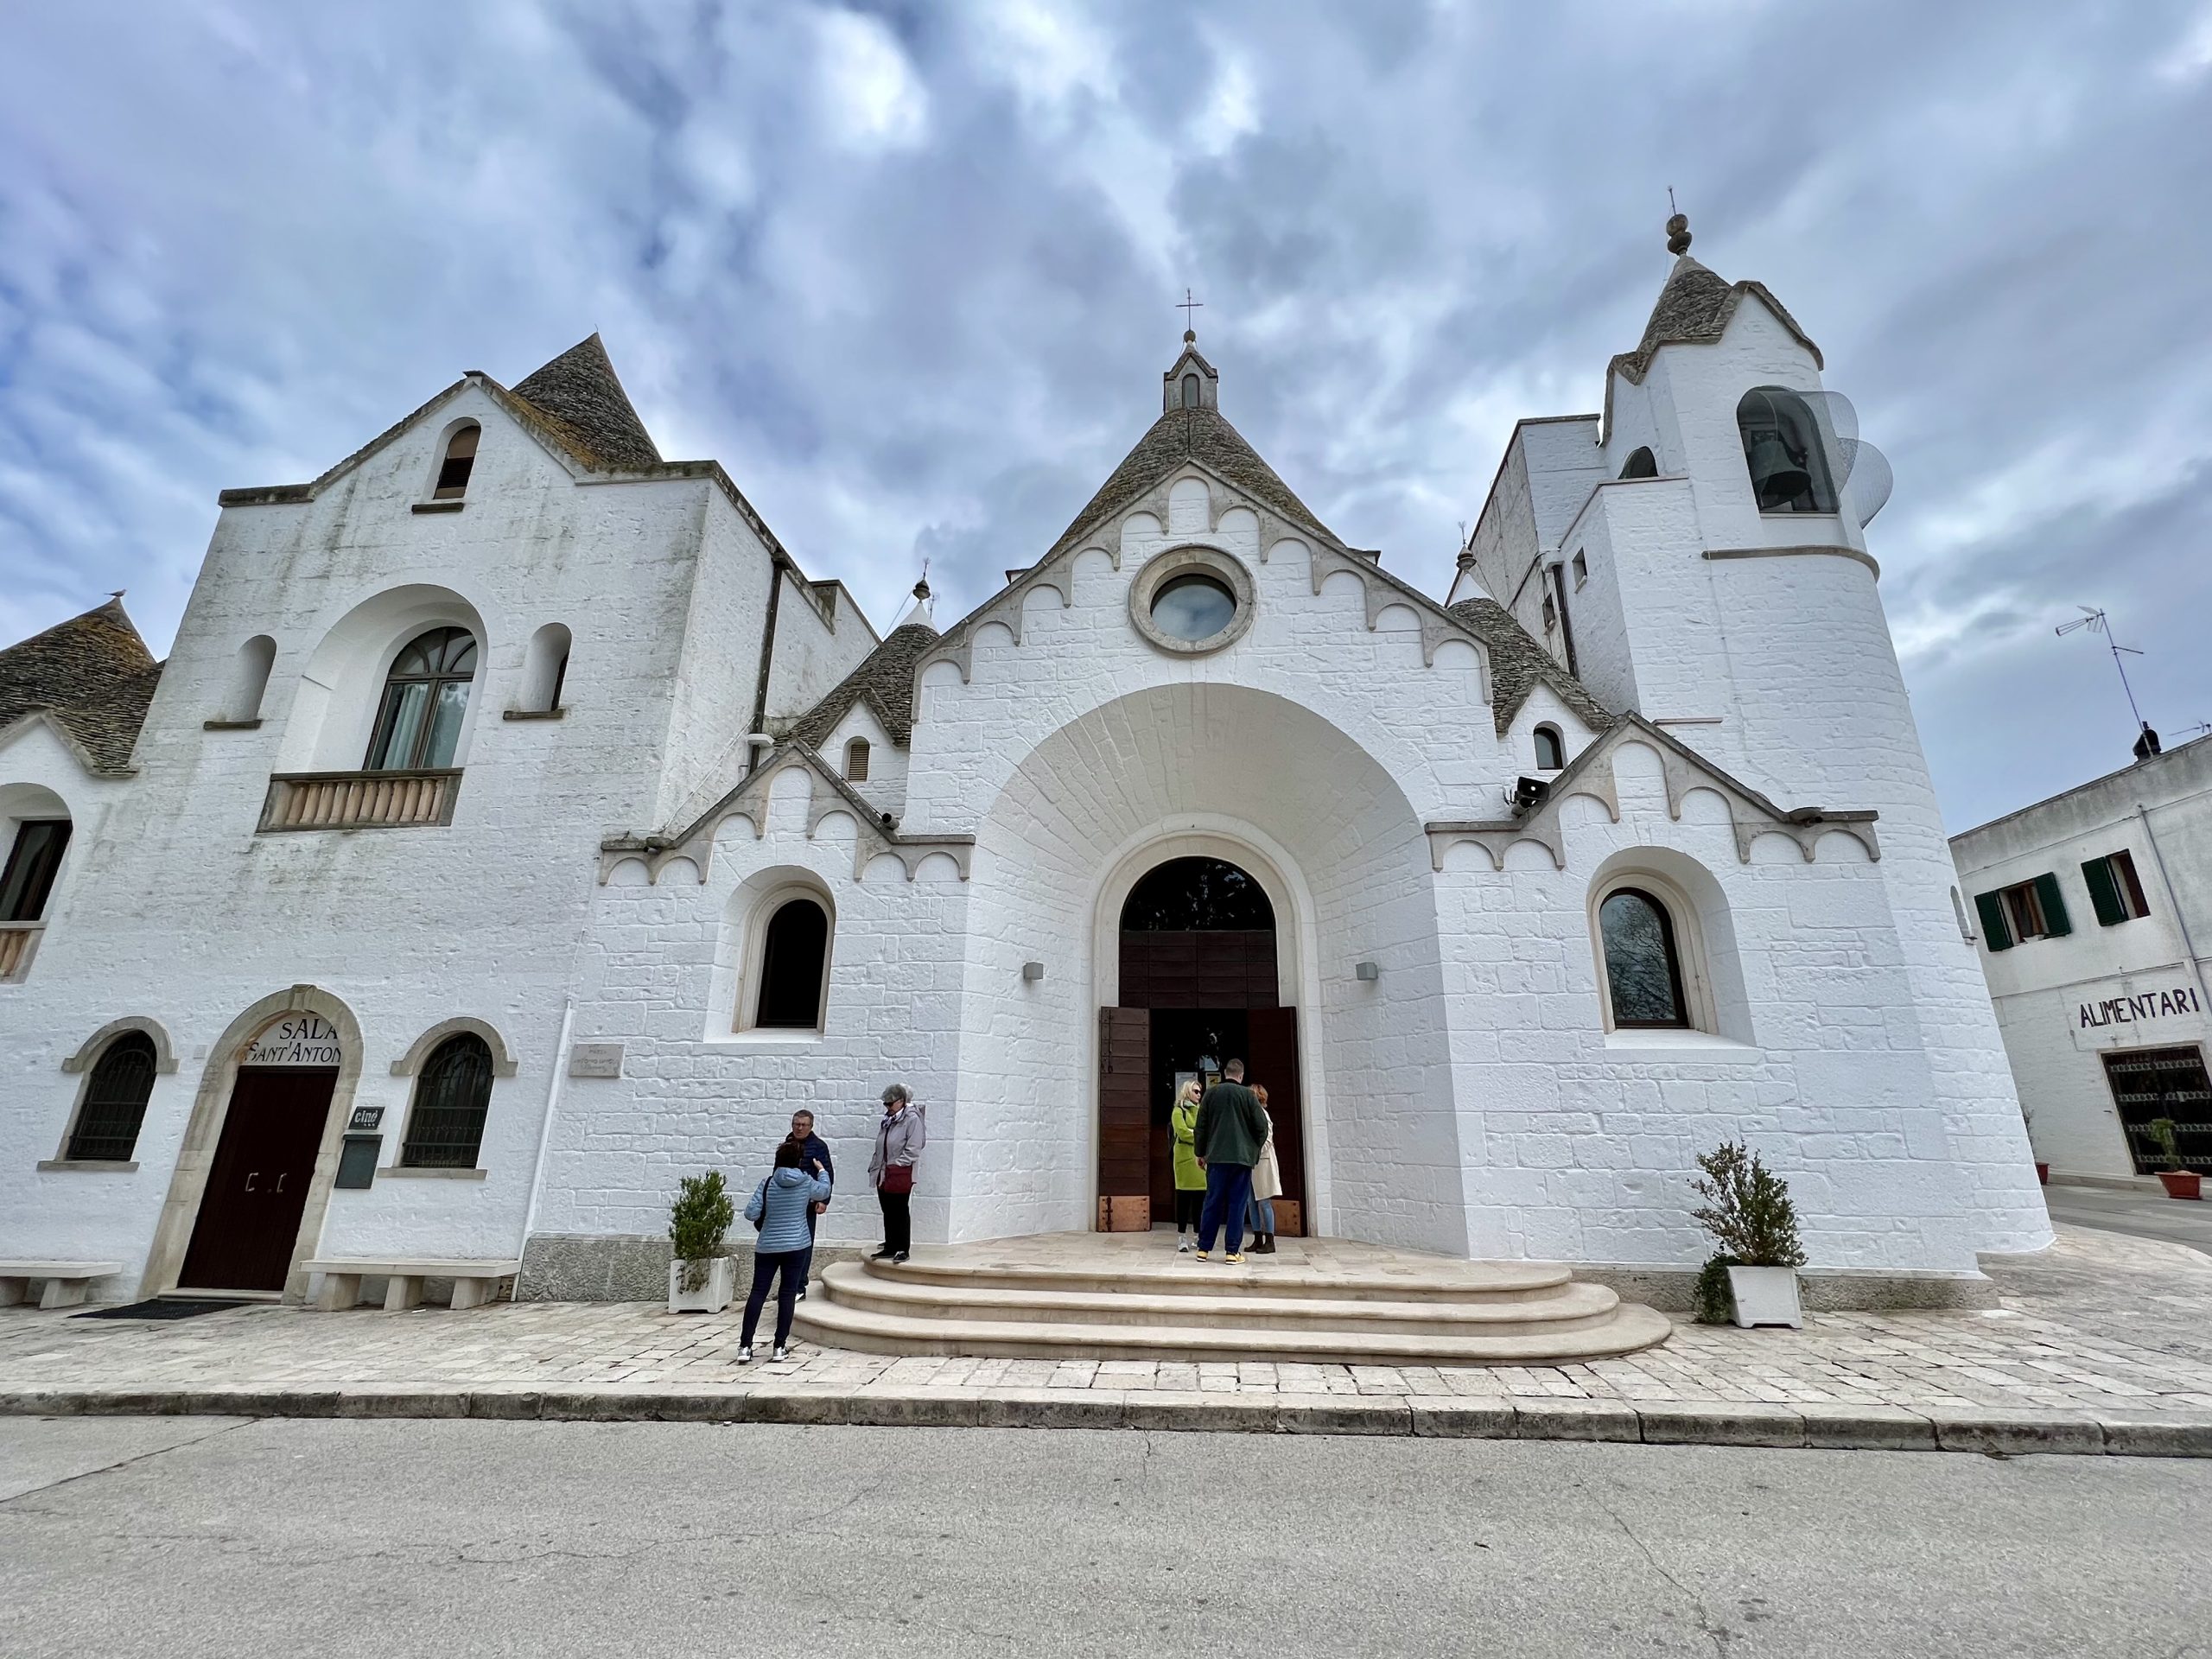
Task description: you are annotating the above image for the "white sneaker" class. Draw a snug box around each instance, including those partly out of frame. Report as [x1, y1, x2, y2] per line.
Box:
[772, 1344, 789, 1363]
[1177, 1239, 1193, 1253]
[737, 1345, 753, 1364]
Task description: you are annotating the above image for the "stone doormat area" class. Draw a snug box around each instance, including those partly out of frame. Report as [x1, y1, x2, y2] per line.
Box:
[3, 1227, 2210, 1456]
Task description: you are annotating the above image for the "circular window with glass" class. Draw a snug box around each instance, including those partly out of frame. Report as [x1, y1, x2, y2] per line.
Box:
[1150, 573, 1236, 642]
[1128, 548, 1255, 655]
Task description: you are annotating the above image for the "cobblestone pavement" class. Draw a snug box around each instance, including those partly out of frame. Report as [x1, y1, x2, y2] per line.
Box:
[4, 1226, 2210, 1446]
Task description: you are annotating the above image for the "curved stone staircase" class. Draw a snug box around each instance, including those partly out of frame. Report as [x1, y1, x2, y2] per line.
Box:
[794, 1232, 1670, 1364]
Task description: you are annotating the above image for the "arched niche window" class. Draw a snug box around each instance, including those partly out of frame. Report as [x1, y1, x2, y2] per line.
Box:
[1181, 372, 1201, 410]
[433, 424, 480, 500]
[1597, 887, 1690, 1028]
[1619, 447, 1657, 480]
[751, 895, 832, 1030]
[1736, 388, 1837, 514]
[1533, 725, 1566, 772]
[2, 817, 71, 923]
[400, 1033, 494, 1168]
[844, 736, 871, 782]
[66, 1032, 157, 1162]
[519, 622, 570, 714]
[365, 626, 477, 770]
[222, 635, 276, 723]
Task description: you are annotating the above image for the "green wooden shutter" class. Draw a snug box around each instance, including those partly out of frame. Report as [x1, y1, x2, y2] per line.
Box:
[2033, 871, 2072, 937]
[2081, 856, 2126, 927]
[1974, 890, 2013, 951]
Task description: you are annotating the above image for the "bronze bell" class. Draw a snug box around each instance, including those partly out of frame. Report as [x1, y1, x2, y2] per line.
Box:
[1746, 430, 1809, 508]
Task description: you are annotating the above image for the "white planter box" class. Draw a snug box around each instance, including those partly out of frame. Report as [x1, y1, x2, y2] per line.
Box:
[1726, 1265, 1802, 1329]
[667, 1255, 735, 1313]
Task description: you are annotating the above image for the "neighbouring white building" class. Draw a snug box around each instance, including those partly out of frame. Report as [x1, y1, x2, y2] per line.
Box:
[1951, 734, 2212, 1184]
[0, 216, 2050, 1310]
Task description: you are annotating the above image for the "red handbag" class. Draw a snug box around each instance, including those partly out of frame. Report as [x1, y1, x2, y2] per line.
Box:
[880, 1164, 915, 1195]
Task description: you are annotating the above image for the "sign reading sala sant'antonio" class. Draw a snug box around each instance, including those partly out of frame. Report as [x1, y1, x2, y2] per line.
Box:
[2078, 984, 2204, 1032]
[243, 1014, 344, 1067]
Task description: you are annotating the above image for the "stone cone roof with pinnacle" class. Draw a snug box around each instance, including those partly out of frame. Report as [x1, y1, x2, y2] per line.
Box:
[510, 333, 663, 470]
[0, 597, 163, 772]
[788, 619, 944, 750]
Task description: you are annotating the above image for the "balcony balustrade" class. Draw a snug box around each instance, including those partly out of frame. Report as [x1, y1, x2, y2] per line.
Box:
[257, 768, 462, 832]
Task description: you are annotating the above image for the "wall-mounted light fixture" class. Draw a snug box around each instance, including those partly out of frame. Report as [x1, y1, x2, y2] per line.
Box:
[1022, 961, 1046, 982]
[1354, 961, 1380, 982]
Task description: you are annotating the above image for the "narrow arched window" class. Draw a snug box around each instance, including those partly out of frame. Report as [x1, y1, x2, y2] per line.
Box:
[521, 623, 570, 714]
[1599, 888, 1688, 1028]
[365, 626, 477, 770]
[1181, 373, 1201, 409]
[844, 736, 870, 782]
[401, 1033, 494, 1168]
[224, 635, 276, 723]
[1, 817, 70, 922]
[67, 1032, 157, 1161]
[1736, 389, 1836, 514]
[433, 424, 480, 500]
[753, 897, 830, 1029]
[1619, 447, 1657, 480]
[1533, 725, 1565, 771]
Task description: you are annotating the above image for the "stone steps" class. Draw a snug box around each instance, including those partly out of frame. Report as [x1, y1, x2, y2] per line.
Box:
[791, 1235, 1673, 1365]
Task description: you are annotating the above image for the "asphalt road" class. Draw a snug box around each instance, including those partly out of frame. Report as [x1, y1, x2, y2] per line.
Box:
[2045, 1179, 2212, 1254]
[3, 1416, 2208, 1657]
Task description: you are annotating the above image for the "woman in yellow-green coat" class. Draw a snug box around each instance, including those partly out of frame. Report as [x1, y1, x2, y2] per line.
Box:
[1170, 1078, 1205, 1252]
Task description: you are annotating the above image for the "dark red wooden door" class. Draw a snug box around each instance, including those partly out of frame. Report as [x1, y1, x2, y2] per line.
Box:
[1246, 1007, 1306, 1233]
[1097, 1008, 1151, 1205]
[179, 1067, 338, 1292]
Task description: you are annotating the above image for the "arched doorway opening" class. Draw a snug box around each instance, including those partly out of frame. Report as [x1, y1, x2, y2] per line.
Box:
[175, 1011, 346, 1295]
[1102, 855, 1306, 1233]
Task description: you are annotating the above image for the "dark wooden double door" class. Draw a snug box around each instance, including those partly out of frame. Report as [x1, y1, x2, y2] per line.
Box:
[178, 1066, 339, 1293]
[1101, 927, 1307, 1231]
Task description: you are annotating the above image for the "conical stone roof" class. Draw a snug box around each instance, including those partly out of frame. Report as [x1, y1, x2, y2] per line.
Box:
[510, 333, 663, 470]
[0, 598, 162, 772]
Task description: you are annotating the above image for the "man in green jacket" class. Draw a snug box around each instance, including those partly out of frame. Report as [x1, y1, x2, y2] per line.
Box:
[1192, 1058, 1270, 1262]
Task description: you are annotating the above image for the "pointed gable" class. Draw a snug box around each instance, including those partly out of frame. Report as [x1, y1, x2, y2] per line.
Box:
[509, 333, 663, 471]
[1446, 597, 1612, 736]
[787, 619, 942, 750]
[0, 598, 162, 773]
[1608, 254, 1823, 392]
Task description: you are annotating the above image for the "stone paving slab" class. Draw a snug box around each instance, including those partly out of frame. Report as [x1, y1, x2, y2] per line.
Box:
[5, 1225, 2211, 1456]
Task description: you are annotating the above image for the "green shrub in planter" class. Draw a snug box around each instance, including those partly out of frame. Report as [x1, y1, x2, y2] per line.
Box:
[2148, 1117, 2183, 1171]
[669, 1172, 735, 1293]
[1690, 1141, 1807, 1268]
[1693, 1255, 1739, 1325]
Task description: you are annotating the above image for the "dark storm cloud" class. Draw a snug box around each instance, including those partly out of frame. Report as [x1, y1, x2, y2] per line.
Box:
[0, 0, 2206, 825]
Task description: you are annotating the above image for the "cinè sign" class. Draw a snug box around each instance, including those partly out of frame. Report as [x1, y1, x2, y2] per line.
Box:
[2079, 984, 2203, 1031]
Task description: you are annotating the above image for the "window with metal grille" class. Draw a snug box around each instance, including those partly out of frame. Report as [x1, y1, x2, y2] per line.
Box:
[2101, 1046, 2212, 1174]
[2, 819, 71, 922]
[66, 1032, 157, 1161]
[2081, 849, 2152, 925]
[400, 1033, 494, 1167]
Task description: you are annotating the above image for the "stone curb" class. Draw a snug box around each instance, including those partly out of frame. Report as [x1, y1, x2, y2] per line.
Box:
[3, 1389, 2207, 1456]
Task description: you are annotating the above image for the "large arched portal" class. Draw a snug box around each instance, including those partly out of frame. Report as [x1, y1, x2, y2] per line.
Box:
[1105, 856, 1306, 1228]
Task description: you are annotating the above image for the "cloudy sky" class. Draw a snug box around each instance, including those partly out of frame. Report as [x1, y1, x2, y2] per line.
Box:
[2, 2, 2207, 829]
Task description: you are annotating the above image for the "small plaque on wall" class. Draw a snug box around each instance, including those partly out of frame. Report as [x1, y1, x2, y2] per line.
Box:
[569, 1042, 625, 1079]
[335, 1135, 381, 1190]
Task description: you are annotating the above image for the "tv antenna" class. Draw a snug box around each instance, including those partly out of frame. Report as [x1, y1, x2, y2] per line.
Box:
[2056, 606, 2155, 751]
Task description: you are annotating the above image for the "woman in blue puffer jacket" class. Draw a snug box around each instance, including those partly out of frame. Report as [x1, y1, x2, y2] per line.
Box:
[740, 1138, 832, 1363]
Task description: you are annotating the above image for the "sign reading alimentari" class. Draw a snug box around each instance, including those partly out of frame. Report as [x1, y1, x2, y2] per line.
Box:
[2079, 985, 2204, 1032]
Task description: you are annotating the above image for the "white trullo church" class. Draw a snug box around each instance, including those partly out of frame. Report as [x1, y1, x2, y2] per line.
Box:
[0, 219, 2050, 1322]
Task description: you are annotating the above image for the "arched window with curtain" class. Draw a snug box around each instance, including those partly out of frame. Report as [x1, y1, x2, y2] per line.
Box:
[365, 626, 477, 770]
[844, 737, 870, 782]
[67, 1032, 158, 1161]
[1618, 446, 1657, 480]
[753, 896, 831, 1029]
[1598, 887, 1689, 1028]
[1736, 388, 1837, 514]
[1533, 725, 1565, 771]
[433, 424, 480, 499]
[400, 1033, 495, 1167]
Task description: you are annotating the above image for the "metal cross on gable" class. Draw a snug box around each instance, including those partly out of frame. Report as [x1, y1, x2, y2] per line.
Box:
[1177, 289, 1203, 330]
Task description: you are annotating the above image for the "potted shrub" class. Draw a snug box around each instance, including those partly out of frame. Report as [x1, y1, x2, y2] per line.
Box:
[2147, 1118, 2202, 1201]
[1690, 1141, 1808, 1328]
[667, 1172, 737, 1313]
[2022, 1105, 2049, 1186]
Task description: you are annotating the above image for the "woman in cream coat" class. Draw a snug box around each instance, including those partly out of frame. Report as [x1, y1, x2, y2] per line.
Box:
[1245, 1083, 1282, 1255]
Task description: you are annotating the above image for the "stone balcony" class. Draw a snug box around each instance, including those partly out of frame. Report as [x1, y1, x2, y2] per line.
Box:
[257, 768, 462, 833]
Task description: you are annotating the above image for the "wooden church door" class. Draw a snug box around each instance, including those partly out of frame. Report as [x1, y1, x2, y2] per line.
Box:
[1096, 1007, 1150, 1228]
